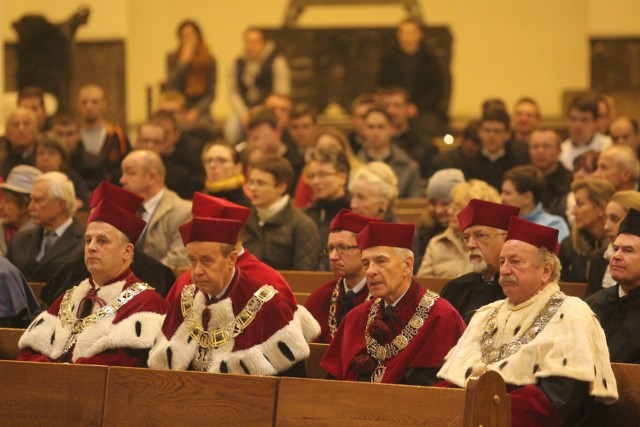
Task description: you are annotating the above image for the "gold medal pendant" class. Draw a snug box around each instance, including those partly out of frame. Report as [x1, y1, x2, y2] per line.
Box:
[371, 363, 386, 383]
[192, 346, 211, 372]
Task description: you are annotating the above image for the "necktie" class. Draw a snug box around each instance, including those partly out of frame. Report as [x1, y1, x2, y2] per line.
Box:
[337, 290, 356, 325]
[36, 230, 57, 262]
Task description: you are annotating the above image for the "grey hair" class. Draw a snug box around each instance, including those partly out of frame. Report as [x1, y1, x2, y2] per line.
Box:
[535, 247, 562, 283]
[348, 161, 398, 205]
[34, 171, 76, 217]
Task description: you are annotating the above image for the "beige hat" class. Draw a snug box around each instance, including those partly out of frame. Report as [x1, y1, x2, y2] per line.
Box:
[0, 165, 42, 194]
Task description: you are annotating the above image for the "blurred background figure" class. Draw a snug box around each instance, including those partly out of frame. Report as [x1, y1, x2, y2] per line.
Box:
[201, 142, 251, 207]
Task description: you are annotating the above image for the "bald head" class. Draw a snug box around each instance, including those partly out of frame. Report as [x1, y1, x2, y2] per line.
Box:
[610, 116, 640, 151]
[595, 145, 640, 191]
[6, 107, 38, 152]
[120, 150, 166, 200]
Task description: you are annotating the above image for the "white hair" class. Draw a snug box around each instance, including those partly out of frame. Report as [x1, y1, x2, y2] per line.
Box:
[34, 171, 76, 217]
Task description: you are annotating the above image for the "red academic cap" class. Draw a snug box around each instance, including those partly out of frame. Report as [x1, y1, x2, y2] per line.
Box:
[191, 192, 251, 225]
[356, 222, 415, 251]
[179, 217, 243, 245]
[89, 181, 143, 212]
[505, 216, 560, 255]
[88, 199, 147, 243]
[457, 199, 520, 231]
[330, 209, 379, 234]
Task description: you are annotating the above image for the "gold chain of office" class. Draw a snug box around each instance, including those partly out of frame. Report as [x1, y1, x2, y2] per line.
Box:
[180, 284, 277, 349]
[60, 282, 153, 354]
[481, 291, 565, 364]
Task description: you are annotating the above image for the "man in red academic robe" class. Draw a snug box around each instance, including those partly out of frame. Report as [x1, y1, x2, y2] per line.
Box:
[165, 193, 296, 305]
[321, 221, 465, 384]
[18, 184, 167, 366]
[148, 215, 320, 375]
[305, 209, 378, 343]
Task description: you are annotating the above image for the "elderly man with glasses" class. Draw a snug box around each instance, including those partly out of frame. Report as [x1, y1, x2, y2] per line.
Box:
[305, 209, 378, 343]
[439, 199, 520, 323]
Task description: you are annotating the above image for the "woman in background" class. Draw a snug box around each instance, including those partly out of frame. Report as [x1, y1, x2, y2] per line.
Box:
[201, 142, 251, 207]
[166, 20, 216, 126]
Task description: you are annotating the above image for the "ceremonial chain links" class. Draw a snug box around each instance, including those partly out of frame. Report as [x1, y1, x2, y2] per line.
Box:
[60, 282, 152, 354]
[327, 280, 342, 338]
[181, 284, 277, 349]
[481, 291, 565, 364]
[365, 290, 438, 363]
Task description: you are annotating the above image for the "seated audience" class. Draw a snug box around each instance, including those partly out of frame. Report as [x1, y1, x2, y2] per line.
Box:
[346, 92, 377, 154]
[135, 121, 194, 199]
[559, 178, 614, 282]
[512, 97, 541, 145]
[587, 208, 640, 363]
[305, 209, 377, 343]
[77, 84, 131, 183]
[18, 188, 168, 365]
[559, 92, 611, 170]
[201, 142, 251, 207]
[586, 191, 640, 296]
[242, 156, 321, 271]
[0, 257, 38, 328]
[120, 150, 192, 270]
[565, 150, 600, 225]
[7, 172, 84, 282]
[594, 144, 639, 192]
[288, 103, 318, 157]
[0, 165, 41, 255]
[356, 107, 422, 198]
[39, 182, 177, 304]
[304, 148, 351, 269]
[501, 165, 569, 241]
[50, 113, 106, 191]
[349, 161, 399, 222]
[165, 193, 296, 305]
[528, 129, 572, 218]
[440, 199, 519, 323]
[418, 179, 500, 278]
[609, 116, 640, 154]
[17, 86, 49, 131]
[321, 222, 465, 384]
[148, 214, 319, 374]
[415, 168, 465, 269]
[0, 108, 38, 178]
[438, 217, 618, 426]
[34, 132, 89, 210]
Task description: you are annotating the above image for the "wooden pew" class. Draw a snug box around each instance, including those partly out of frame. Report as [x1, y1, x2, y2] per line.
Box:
[103, 367, 278, 427]
[592, 363, 640, 426]
[294, 292, 310, 305]
[0, 328, 24, 360]
[0, 360, 108, 427]
[395, 198, 429, 210]
[28, 281, 45, 305]
[275, 370, 510, 426]
[306, 343, 329, 379]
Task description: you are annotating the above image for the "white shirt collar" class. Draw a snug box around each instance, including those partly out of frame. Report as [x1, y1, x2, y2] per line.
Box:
[343, 277, 367, 294]
[142, 188, 165, 222]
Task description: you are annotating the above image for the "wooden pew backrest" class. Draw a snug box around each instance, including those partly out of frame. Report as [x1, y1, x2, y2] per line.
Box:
[103, 367, 278, 427]
[0, 360, 107, 427]
[0, 328, 24, 360]
[306, 343, 329, 379]
[592, 363, 640, 426]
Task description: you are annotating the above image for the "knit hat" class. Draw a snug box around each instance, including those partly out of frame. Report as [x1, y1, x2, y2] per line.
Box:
[457, 199, 520, 231]
[356, 222, 415, 251]
[426, 169, 465, 201]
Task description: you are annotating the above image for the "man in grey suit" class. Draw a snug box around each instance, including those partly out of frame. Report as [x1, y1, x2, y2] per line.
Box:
[7, 171, 84, 282]
[120, 150, 192, 270]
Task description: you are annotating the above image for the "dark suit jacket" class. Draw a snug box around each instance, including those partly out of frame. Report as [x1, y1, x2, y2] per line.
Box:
[7, 218, 85, 282]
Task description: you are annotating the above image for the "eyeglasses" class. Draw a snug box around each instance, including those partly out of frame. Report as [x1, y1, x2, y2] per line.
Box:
[203, 157, 231, 166]
[306, 171, 337, 181]
[323, 245, 359, 256]
[461, 231, 506, 244]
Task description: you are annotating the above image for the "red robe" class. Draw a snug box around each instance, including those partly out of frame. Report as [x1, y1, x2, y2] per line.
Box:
[18, 269, 167, 366]
[165, 248, 296, 305]
[304, 278, 369, 344]
[321, 281, 465, 383]
[149, 267, 320, 374]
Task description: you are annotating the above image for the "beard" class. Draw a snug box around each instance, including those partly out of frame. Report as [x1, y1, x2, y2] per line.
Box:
[469, 249, 488, 274]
